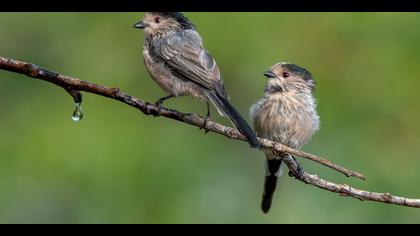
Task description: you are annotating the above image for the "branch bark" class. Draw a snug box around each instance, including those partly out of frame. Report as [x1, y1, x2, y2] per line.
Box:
[0, 57, 364, 180]
[1, 56, 419, 208]
[282, 156, 420, 208]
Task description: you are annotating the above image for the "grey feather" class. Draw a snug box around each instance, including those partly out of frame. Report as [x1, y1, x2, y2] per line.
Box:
[152, 30, 223, 96]
[139, 13, 260, 148]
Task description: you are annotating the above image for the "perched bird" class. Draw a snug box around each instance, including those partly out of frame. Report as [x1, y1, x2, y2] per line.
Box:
[250, 62, 320, 213]
[134, 12, 260, 148]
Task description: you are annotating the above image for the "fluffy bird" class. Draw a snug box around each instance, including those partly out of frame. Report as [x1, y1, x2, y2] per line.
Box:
[134, 12, 260, 148]
[250, 62, 320, 213]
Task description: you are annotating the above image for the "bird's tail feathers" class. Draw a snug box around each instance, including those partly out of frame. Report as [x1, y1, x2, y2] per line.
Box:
[261, 159, 282, 214]
[205, 91, 260, 148]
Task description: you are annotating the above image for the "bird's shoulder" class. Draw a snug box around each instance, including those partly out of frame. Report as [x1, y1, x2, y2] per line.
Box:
[156, 30, 221, 77]
[154, 29, 203, 50]
[147, 29, 226, 95]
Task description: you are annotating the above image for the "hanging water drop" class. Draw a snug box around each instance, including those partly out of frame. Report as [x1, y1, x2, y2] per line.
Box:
[72, 102, 83, 122]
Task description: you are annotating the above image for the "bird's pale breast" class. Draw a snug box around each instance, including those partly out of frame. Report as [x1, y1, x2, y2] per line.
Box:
[251, 92, 319, 149]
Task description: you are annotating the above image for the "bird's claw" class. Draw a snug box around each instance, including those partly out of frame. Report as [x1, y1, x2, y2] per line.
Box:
[201, 115, 211, 134]
[288, 158, 304, 180]
[153, 101, 164, 117]
[153, 94, 174, 117]
[154, 99, 163, 108]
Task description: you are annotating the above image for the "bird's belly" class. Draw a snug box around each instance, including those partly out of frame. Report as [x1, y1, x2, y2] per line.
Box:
[254, 103, 318, 149]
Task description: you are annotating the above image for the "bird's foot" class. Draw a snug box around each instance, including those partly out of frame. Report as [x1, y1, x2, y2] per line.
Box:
[154, 98, 164, 108]
[153, 95, 174, 117]
[153, 100, 165, 117]
[202, 102, 212, 134]
[200, 115, 212, 134]
[152, 103, 162, 117]
[288, 157, 304, 180]
[203, 116, 211, 134]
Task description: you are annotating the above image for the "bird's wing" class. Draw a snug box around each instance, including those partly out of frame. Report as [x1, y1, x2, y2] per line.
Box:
[154, 30, 226, 96]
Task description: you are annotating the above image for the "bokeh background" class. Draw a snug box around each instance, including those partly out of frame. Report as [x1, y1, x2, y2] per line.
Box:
[1, 12, 420, 223]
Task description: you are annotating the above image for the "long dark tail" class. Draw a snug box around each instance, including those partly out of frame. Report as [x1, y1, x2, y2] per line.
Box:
[206, 92, 260, 148]
[261, 159, 282, 213]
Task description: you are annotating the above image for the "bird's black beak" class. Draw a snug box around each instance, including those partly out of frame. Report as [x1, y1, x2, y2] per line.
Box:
[133, 21, 146, 29]
[263, 70, 276, 78]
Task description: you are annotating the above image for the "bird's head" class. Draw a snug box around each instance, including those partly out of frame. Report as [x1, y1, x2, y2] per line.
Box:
[263, 62, 315, 94]
[134, 12, 195, 38]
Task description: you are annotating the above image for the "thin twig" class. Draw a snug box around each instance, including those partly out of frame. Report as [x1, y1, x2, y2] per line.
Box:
[261, 139, 365, 180]
[2, 56, 420, 208]
[282, 156, 420, 208]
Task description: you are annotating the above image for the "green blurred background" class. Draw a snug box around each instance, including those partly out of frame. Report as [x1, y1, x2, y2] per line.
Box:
[1, 12, 420, 223]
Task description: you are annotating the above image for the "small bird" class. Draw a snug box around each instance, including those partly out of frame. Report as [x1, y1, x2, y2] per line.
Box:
[133, 12, 260, 148]
[250, 62, 320, 213]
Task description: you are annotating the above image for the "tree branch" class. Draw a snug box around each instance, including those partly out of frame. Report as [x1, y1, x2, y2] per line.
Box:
[282, 156, 420, 208]
[1, 56, 419, 208]
[0, 56, 364, 180]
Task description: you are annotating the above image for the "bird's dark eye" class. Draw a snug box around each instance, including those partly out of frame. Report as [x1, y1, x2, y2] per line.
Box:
[283, 72, 290, 78]
[154, 17, 161, 24]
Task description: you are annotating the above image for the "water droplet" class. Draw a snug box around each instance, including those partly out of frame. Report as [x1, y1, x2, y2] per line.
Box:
[72, 102, 83, 122]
